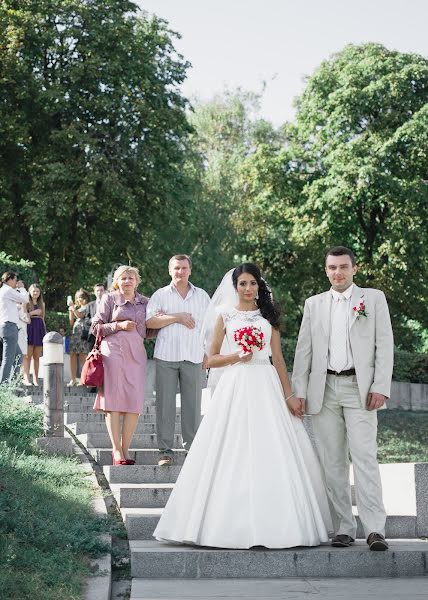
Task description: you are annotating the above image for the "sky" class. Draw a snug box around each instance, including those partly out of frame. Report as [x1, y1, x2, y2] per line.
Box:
[136, 0, 428, 125]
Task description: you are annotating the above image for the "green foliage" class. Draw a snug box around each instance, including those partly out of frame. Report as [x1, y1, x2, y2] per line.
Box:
[45, 310, 70, 335]
[0, 385, 43, 444]
[290, 43, 428, 332]
[377, 411, 428, 463]
[0, 252, 36, 286]
[0, 0, 193, 308]
[203, 45, 428, 351]
[393, 349, 428, 384]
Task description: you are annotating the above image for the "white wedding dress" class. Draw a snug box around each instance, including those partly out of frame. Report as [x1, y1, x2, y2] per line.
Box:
[154, 308, 332, 549]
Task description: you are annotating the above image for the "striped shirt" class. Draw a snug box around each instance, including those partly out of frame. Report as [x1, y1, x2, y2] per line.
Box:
[146, 282, 210, 363]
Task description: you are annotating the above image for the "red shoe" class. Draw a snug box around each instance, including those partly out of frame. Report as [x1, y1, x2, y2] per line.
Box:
[111, 452, 127, 466]
[125, 459, 136, 465]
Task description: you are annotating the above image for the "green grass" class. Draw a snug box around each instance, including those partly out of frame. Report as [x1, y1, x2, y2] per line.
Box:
[0, 386, 111, 600]
[377, 410, 428, 463]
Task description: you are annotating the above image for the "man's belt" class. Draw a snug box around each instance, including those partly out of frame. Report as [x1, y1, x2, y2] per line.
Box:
[327, 368, 356, 377]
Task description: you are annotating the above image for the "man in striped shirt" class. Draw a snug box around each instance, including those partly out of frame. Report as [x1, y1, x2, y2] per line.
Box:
[146, 255, 210, 466]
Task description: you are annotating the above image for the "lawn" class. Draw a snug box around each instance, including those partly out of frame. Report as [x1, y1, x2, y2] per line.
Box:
[0, 386, 111, 600]
[377, 410, 428, 463]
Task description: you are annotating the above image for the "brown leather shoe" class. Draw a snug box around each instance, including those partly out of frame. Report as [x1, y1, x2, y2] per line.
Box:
[158, 455, 173, 467]
[331, 534, 355, 547]
[367, 532, 388, 551]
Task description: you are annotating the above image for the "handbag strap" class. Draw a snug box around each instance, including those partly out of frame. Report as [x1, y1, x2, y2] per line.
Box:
[93, 329, 104, 350]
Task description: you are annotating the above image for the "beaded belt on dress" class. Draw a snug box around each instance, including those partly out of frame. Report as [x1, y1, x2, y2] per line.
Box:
[238, 358, 271, 366]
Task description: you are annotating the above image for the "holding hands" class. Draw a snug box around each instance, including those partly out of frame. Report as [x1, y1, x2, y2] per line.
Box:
[287, 395, 305, 420]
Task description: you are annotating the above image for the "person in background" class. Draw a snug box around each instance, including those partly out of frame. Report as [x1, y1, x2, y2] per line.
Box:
[67, 289, 91, 386]
[23, 283, 46, 386]
[59, 326, 70, 354]
[87, 283, 107, 350]
[146, 255, 210, 466]
[0, 271, 29, 383]
[88, 283, 106, 321]
[16, 280, 31, 382]
[91, 266, 153, 465]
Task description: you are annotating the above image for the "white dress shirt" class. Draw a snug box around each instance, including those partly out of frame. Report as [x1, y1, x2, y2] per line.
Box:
[0, 285, 29, 325]
[328, 284, 355, 372]
[146, 282, 210, 363]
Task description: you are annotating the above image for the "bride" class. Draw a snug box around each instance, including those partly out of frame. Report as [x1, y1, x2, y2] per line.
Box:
[154, 263, 332, 549]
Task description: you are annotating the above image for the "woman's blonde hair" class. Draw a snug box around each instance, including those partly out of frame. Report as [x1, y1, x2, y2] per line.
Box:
[112, 266, 141, 290]
[27, 283, 45, 318]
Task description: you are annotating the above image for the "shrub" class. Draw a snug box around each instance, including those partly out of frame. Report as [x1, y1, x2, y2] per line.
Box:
[45, 311, 70, 335]
[280, 338, 428, 384]
[393, 350, 428, 384]
[0, 384, 43, 445]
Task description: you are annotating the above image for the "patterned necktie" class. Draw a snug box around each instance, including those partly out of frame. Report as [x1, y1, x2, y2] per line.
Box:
[330, 296, 348, 373]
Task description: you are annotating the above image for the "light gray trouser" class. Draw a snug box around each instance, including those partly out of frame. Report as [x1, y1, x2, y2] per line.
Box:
[0, 321, 20, 384]
[311, 374, 386, 539]
[155, 359, 203, 455]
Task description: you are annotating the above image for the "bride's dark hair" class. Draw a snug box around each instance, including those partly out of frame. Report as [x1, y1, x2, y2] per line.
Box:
[232, 263, 281, 329]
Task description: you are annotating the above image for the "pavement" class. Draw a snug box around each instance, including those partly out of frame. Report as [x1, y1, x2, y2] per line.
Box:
[130, 577, 428, 599]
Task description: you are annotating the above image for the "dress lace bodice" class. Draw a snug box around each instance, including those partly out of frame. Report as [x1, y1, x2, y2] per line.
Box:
[222, 308, 272, 360]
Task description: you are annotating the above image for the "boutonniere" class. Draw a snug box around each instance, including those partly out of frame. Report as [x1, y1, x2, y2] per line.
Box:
[353, 300, 368, 319]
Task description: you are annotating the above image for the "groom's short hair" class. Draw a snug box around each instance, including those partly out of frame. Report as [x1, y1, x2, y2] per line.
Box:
[326, 246, 356, 266]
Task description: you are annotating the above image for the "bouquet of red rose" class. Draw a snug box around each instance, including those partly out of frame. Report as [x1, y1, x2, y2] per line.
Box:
[234, 325, 265, 357]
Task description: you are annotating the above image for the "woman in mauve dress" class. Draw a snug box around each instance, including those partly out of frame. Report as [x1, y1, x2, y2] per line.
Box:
[91, 266, 153, 465]
[23, 283, 47, 386]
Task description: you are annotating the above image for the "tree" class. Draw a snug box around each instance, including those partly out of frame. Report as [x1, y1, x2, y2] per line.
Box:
[289, 43, 428, 348]
[0, 0, 193, 306]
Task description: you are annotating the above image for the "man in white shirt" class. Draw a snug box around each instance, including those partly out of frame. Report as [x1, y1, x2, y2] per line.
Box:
[146, 255, 210, 466]
[292, 247, 394, 552]
[87, 283, 107, 352]
[88, 283, 106, 321]
[0, 271, 29, 383]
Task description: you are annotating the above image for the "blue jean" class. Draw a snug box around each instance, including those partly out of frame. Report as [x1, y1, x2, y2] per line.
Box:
[0, 321, 20, 383]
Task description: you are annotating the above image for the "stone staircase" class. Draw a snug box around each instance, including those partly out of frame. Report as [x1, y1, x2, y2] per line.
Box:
[37, 370, 428, 599]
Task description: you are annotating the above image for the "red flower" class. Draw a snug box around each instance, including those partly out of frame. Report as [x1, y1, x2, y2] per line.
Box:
[234, 325, 266, 354]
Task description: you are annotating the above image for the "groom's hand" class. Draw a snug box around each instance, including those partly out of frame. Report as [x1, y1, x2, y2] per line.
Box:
[287, 396, 305, 420]
[366, 392, 386, 411]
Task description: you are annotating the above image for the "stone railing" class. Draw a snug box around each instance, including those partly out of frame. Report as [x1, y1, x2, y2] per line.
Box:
[387, 381, 428, 411]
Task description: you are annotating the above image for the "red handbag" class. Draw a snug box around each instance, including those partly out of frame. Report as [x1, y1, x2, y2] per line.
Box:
[80, 332, 104, 387]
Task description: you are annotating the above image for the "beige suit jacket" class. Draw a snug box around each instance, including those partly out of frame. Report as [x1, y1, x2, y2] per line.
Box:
[292, 285, 394, 414]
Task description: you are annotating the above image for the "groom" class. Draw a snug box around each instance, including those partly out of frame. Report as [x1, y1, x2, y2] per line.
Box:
[292, 246, 394, 551]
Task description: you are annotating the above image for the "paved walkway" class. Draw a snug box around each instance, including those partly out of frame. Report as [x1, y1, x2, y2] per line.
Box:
[131, 577, 428, 599]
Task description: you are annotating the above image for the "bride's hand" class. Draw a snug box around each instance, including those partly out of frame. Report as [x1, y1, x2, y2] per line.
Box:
[286, 396, 305, 419]
[231, 351, 252, 364]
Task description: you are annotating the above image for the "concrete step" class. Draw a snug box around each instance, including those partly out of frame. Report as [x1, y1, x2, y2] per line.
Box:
[111, 483, 173, 508]
[88, 448, 186, 466]
[68, 421, 181, 435]
[120, 508, 418, 542]
[78, 433, 182, 449]
[130, 539, 428, 578]
[123, 508, 162, 540]
[67, 413, 179, 426]
[104, 464, 182, 484]
[64, 397, 155, 409]
[130, 577, 428, 600]
[65, 408, 182, 424]
[65, 412, 106, 424]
